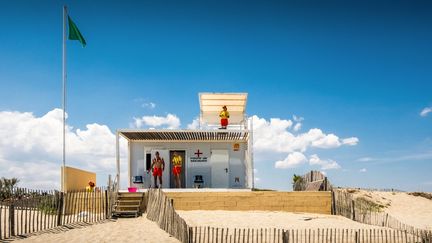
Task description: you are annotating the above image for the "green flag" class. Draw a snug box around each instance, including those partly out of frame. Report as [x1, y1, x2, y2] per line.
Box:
[68, 16, 86, 47]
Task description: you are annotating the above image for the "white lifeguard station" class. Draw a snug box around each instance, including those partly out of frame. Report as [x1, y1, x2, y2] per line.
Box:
[115, 93, 254, 189]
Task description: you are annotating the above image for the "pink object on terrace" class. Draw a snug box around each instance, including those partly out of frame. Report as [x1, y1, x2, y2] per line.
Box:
[128, 187, 137, 192]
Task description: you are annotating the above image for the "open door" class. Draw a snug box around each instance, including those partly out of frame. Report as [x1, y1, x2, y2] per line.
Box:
[169, 150, 186, 188]
[211, 150, 229, 188]
[150, 149, 170, 188]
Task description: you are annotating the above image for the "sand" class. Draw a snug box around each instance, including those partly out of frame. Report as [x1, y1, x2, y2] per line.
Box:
[178, 210, 385, 230]
[13, 190, 432, 241]
[16, 214, 179, 243]
[350, 190, 432, 230]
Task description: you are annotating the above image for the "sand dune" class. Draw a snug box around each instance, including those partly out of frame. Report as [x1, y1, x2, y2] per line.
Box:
[349, 190, 432, 230]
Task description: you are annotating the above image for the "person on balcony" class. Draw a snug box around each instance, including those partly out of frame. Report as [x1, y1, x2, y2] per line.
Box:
[219, 105, 230, 129]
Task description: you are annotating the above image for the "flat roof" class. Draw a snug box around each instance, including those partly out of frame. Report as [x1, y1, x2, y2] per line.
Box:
[199, 93, 248, 124]
[118, 129, 249, 142]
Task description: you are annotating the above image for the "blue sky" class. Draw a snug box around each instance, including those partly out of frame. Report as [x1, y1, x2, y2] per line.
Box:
[0, 0, 431, 191]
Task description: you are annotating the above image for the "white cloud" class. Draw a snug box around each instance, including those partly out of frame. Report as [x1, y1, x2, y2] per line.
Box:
[251, 115, 358, 170]
[293, 115, 304, 122]
[0, 109, 128, 189]
[275, 152, 307, 169]
[293, 123, 302, 132]
[309, 154, 341, 170]
[357, 157, 373, 162]
[253, 168, 258, 174]
[187, 117, 200, 129]
[359, 168, 367, 173]
[142, 102, 156, 109]
[342, 137, 359, 146]
[254, 177, 260, 182]
[133, 113, 180, 129]
[420, 107, 432, 117]
[252, 116, 357, 153]
[311, 133, 341, 148]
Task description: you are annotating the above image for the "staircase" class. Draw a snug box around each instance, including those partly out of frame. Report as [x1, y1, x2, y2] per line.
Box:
[112, 192, 144, 218]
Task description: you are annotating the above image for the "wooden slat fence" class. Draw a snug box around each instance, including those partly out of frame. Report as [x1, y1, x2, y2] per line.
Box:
[333, 189, 432, 237]
[189, 227, 432, 243]
[0, 186, 115, 240]
[146, 189, 189, 243]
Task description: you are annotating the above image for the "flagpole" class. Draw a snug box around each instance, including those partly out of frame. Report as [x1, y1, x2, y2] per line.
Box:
[62, 5, 67, 192]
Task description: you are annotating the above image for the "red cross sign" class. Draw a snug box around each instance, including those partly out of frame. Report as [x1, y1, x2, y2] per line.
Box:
[194, 149, 203, 158]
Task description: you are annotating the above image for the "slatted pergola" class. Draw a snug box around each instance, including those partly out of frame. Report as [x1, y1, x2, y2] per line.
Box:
[119, 130, 249, 142]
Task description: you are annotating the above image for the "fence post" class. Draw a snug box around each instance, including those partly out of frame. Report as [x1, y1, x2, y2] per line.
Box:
[57, 192, 64, 226]
[105, 190, 109, 219]
[331, 190, 336, 215]
[188, 227, 193, 243]
[351, 200, 356, 221]
[9, 204, 15, 236]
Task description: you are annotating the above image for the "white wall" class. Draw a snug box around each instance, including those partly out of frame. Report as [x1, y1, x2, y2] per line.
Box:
[128, 141, 248, 189]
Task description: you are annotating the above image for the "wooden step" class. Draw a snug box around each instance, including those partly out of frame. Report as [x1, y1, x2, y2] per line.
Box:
[117, 199, 142, 202]
[115, 204, 141, 209]
[112, 210, 140, 218]
[118, 192, 144, 196]
[111, 192, 145, 218]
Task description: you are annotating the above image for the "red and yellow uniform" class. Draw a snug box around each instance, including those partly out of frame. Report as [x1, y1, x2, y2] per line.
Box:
[172, 155, 182, 175]
[219, 110, 230, 127]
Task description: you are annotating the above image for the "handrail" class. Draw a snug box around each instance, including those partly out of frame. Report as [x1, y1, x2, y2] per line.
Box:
[108, 175, 119, 218]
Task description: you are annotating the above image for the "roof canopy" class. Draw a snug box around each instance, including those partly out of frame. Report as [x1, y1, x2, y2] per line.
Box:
[119, 130, 249, 142]
[199, 93, 248, 125]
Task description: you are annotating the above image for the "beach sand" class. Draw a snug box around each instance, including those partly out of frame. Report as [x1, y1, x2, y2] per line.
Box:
[16, 214, 179, 243]
[178, 210, 385, 229]
[349, 190, 432, 230]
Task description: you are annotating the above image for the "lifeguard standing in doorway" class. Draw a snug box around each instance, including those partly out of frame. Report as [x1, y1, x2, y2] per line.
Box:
[219, 105, 230, 129]
[172, 152, 183, 188]
[150, 151, 165, 188]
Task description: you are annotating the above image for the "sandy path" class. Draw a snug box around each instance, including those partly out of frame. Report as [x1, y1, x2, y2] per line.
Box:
[178, 210, 385, 229]
[16, 214, 179, 243]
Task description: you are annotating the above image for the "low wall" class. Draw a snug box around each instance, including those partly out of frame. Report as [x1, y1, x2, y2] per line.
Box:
[165, 191, 331, 214]
[61, 166, 96, 191]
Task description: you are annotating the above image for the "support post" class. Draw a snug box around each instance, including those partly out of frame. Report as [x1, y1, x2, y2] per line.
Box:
[116, 131, 120, 185]
[62, 5, 68, 192]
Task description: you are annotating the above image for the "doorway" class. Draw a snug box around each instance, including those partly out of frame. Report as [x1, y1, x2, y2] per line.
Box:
[169, 150, 186, 188]
[211, 149, 229, 188]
